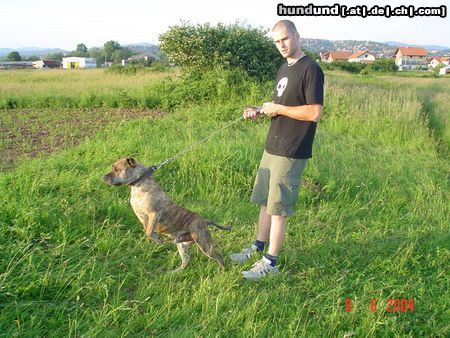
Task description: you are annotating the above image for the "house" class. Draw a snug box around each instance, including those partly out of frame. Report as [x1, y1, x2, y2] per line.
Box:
[393, 47, 427, 71]
[122, 55, 155, 66]
[439, 65, 450, 75]
[62, 57, 97, 69]
[323, 51, 353, 63]
[429, 56, 450, 68]
[0, 61, 34, 70]
[33, 60, 61, 69]
[100, 62, 113, 68]
[348, 50, 376, 63]
[320, 51, 330, 62]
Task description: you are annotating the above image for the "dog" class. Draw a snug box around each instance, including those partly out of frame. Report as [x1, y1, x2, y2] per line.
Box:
[103, 157, 230, 271]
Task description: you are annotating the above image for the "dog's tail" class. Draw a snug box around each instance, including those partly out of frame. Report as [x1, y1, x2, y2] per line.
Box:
[206, 220, 232, 231]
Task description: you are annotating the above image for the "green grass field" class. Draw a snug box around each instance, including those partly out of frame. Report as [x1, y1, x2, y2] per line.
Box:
[0, 69, 449, 337]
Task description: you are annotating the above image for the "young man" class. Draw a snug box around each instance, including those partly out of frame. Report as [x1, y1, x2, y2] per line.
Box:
[230, 20, 324, 280]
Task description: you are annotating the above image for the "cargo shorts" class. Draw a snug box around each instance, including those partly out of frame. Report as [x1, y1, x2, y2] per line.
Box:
[250, 150, 308, 216]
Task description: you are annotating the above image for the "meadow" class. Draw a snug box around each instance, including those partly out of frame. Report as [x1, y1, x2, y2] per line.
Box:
[0, 68, 449, 337]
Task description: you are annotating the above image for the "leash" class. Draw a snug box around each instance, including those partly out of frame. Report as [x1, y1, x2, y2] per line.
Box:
[153, 115, 245, 171]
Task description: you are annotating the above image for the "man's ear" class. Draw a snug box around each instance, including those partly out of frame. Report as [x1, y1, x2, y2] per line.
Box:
[127, 157, 137, 167]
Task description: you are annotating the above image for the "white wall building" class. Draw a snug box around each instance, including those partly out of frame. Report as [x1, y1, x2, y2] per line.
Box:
[62, 57, 96, 69]
[348, 50, 376, 63]
[393, 47, 427, 71]
[429, 57, 450, 68]
[439, 65, 450, 75]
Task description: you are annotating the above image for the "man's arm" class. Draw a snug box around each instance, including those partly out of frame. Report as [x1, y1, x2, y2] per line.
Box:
[261, 102, 322, 122]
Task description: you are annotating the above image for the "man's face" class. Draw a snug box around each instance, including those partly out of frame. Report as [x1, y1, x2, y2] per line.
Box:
[272, 26, 300, 59]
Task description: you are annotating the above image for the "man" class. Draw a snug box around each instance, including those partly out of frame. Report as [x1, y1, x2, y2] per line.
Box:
[230, 20, 324, 280]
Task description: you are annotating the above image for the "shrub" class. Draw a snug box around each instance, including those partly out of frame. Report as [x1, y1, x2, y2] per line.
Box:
[144, 67, 271, 110]
[159, 22, 284, 81]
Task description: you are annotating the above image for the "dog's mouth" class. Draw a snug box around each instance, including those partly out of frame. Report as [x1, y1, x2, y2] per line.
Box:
[103, 175, 122, 186]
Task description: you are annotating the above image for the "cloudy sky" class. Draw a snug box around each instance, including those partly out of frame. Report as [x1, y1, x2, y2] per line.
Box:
[1, 0, 448, 50]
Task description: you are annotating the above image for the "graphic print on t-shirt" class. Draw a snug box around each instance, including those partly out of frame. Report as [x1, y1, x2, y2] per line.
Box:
[276, 77, 288, 97]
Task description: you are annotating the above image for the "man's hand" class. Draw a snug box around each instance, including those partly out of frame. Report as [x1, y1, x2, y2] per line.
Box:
[261, 102, 280, 117]
[243, 106, 261, 120]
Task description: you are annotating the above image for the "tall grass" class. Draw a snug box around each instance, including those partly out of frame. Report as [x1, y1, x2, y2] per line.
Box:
[0, 69, 173, 109]
[0, 69, 448, 336]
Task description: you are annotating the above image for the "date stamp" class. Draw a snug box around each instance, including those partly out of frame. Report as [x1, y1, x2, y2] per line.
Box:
[345, 298, 415, 313]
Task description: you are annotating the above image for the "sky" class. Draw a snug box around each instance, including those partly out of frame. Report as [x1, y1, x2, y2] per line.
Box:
[0, 0, 448, 50]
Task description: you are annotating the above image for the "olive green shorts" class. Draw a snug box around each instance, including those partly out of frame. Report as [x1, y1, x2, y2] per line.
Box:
[250, 150, 308, 216]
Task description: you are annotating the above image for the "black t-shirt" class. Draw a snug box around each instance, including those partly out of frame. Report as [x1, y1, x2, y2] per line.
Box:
[264, 55, 324, 159]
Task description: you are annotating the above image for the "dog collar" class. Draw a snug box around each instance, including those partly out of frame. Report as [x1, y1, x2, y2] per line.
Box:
[128, 165, 157, 186]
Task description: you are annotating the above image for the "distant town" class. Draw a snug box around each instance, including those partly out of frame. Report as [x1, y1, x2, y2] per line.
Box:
[1, 38, 449, 75]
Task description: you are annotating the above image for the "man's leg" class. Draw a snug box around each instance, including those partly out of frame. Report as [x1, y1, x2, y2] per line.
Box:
[267, 215, 286, 257]
[256, 206, 271, 242]
[230, 205, 270, 263]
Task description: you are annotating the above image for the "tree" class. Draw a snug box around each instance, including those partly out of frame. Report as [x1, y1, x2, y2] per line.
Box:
[45, 52, 64, 61]
[103, 40, 121, 62]
[24, 55, 40, 61]
[303, 49, 320, 61]
[75, 43, 88, 57]
[159, 22, 284, 81]
[368, 58, 398, 73]
[7, 51, 22, 61]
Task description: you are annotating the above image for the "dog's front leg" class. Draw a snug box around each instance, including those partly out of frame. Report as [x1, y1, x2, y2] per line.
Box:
[145, 212, 163, 244]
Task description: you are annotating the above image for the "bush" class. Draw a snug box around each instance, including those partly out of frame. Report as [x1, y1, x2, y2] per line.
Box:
[368, 58, 398, 73]
[159, 22, 284, 81]
[145, 67, 271, 110]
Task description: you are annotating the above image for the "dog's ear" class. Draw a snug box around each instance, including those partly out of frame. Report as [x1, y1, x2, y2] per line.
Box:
[126, 157, 137, 167]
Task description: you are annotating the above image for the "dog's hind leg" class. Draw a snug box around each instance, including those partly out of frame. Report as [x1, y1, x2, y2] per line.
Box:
[172, 242, 192, 272]
[192, 231, 225, 269]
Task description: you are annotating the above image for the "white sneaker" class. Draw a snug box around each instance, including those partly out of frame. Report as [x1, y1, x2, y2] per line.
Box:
[242, 257, 280, 281]
[230, 244, 259, 264]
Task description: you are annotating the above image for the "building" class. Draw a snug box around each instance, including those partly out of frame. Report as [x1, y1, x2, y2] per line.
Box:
[0, 61, 34, 70]
[321, 51, 353, 63]
[439, 65, 450, 75]
[348, 50, 376, 63]
[33, 60, 61, 69]
[429, 56, 450, 68]
[393, 47, 427, 71]
[62, 57, 97, 69]
[122, 55, 155, 66]
[320, 51, 330, 62]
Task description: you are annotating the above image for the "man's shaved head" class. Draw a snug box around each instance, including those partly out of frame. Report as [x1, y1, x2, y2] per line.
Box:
[272, 20, 298, 35]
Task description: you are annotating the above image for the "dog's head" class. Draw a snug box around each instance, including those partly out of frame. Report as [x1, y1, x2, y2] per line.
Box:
[103, 157, 150, 186]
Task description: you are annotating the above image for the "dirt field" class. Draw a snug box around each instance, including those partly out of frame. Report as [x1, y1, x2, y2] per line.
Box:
[0, 108, 163, 171]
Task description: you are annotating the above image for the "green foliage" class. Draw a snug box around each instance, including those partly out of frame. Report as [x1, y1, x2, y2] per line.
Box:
[368, 57, 398, 73]
[159, 22, 284, 81]
[7, 51, 22, 61]
[321, 58, 399, 75]
[44, 52, 64, 61]
[75, 43, 88, 57]
[320, 60, 366, 73]
[23, 55, 40, 61]
[303, 49, 320, 61]
[106, 64, 147, 75]
[150, 60, 169, 71]
[103, 40, 121, 62]
[148, 67, 270, 110]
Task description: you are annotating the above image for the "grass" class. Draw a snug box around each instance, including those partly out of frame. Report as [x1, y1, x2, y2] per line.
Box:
[0, 68, 175, 109]
[0, 69, 449, 336]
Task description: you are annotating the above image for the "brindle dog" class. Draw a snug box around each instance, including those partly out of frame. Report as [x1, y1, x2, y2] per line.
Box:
[103, 157, 230, 271]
